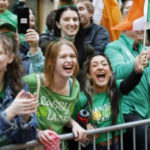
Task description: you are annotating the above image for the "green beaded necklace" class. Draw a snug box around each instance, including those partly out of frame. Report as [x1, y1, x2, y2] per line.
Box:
[0, 84, 5, 99]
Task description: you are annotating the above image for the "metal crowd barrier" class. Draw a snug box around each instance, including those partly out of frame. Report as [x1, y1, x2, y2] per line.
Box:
[1, 119, 150, 150]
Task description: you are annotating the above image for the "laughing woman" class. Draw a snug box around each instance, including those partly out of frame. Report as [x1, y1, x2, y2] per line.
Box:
[24, 39, 86, 149]
[0, 32, 38, 146]
[72, 52, 148, 150]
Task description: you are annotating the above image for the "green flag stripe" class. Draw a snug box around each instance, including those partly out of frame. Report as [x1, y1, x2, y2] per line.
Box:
[147, 0, 150, 21]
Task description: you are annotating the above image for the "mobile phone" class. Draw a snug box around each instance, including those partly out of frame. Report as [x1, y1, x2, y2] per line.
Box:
[16, 7, 29, 34]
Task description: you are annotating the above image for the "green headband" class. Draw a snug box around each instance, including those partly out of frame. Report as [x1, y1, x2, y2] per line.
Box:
[0, 32, 14, 40]
[53, 36, 74, 43]
[58, 3, 77, 8]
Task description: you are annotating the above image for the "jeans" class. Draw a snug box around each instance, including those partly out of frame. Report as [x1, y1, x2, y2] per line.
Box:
[123, 113, 150, 150]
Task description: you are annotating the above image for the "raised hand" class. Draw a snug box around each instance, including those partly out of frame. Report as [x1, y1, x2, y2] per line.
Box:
[24, 29, 39, 55]
[5, 90, 39, 122]
[134, 50, 148, 72]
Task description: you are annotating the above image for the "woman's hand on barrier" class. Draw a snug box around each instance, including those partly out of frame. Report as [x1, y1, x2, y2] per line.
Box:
[5, 90, 38, 121]
[134, 51, 148, 72]
[71, 119, 87, 142]
[37, 129, 59, 146]
[87, 123, 100, 142]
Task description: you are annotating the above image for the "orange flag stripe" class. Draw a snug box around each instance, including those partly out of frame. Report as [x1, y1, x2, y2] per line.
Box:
[112, 0, 145, 30]
[100, 0, 122, 41]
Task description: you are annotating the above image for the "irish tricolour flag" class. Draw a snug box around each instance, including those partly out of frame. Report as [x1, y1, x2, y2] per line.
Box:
[112, 0, 150, 31]
[92, 0, 122, 41]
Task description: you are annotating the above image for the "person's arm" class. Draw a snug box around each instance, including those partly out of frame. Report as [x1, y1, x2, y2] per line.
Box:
[6, 114, 38, 143]
[119, 70, 143, 94]
[72, 92, 86, 121]
[105, 43, 135, 79]
[3, 84, 38, 143]
[25, 29, 45, 73]
[0, 111, 18, 137]
[66, 118, 87, 141]
[28, 48, 45, 73]
[119, 51, 148, 94]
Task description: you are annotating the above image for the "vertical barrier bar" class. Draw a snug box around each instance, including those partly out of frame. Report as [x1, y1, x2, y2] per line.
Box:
[120, 129, 124, 150]
[78, 142, 81, 150]
[145, 125, 148, 150]
[107, 132, 110, 150]
[133, 127, 136, 150]
[62, 141, 65, 150]
[93, 135, 96, 150]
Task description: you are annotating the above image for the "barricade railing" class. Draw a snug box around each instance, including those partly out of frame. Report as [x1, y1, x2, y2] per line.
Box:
[1, 119, 150, 150]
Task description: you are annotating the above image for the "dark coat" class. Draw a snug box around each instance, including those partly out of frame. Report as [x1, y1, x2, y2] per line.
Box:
[83, 22, 110, 52]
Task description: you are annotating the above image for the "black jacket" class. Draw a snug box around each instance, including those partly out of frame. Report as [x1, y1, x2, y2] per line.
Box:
[83, 22, 110, 52]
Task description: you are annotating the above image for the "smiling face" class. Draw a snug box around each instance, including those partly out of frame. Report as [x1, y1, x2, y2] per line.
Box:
[56, 9, 80, 38]
[88, 55, 112, 92]
[0, 0, 9, 13]
[77, 1, 93, 28]
[54, 44, 78, 80]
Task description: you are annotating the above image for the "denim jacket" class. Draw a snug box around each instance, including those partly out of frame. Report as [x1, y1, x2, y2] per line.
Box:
[0, 83, 38, 145]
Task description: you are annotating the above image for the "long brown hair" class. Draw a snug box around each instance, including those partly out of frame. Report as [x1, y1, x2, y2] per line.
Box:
[0, 33, 24, 96]
[43, 39, 79, 88]
[84, 52, 119, 125]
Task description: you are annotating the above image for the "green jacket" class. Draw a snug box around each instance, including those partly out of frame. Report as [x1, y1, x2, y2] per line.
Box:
[105, 33, 150, 119]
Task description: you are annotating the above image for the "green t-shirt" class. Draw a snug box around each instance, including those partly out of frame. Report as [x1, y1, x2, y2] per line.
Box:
[72, 91, 124, 144]
[23, 73, 80, 134]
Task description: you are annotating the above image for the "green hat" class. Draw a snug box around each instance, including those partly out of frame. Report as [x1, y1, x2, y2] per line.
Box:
[58, 0, 77, 8]
[0, 22, 16, 33]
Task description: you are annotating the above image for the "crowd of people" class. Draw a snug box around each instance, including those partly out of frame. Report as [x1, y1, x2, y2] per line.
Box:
[0, 0, 150, 150]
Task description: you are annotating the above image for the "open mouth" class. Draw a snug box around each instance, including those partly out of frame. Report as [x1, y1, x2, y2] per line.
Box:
[97, 73, 106, 82]
[64, 65, 73, 73]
